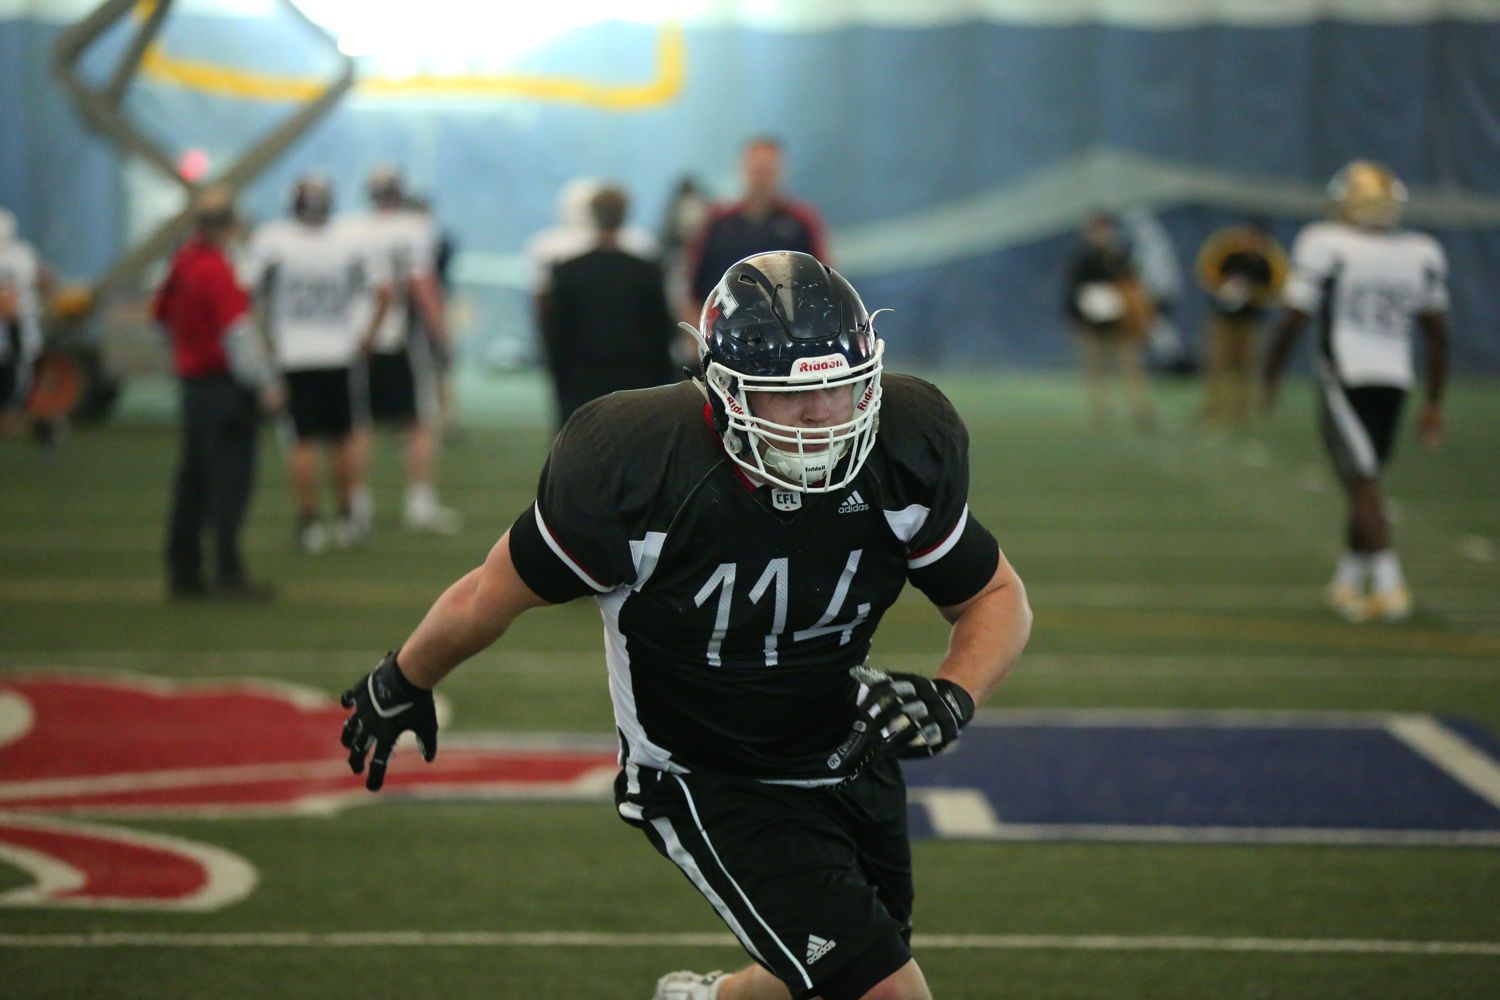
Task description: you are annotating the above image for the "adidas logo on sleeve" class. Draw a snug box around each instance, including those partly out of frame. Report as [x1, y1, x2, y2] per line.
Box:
[837, 491, 870, 514]
[805, 934, 837, 965]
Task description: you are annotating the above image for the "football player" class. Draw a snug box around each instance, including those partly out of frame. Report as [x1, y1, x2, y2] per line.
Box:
[0, 206, 53, 434]
[1263, 161, 1450, 622]
[338, 252, 1032, 1000]
[344, 167, 459, 534]
[241, 175, 388, 551]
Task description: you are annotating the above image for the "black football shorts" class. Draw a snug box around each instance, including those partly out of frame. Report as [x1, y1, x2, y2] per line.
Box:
[1318, 379, 1406, 485]
[285, 366, 361, 440]
[616, 757, 914, 1000]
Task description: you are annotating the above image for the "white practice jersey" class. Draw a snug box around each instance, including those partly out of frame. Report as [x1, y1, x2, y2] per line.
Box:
[0, 238, 44, 366]
[241, 218, 386, 371]
[342, 209, 438, 353]
[1282, 221, 1448, 388]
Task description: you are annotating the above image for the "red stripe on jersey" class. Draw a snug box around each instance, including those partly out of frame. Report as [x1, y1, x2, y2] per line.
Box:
[538, 510, 610, 589]
[702, 402, 759, 493]
[908, 520, 960, 562]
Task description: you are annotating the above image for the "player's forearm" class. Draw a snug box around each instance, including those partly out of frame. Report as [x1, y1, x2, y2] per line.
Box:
[1262, 309, 1307, 384]
[396, 534, 549, 688]
[1419, 313, 1449, 407]
[395, 568, 505, 687]
[412, 274, 447, 344]
[937, 567, 1031, 706]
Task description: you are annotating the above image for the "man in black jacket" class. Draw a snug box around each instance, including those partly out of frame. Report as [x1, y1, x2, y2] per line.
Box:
[541, 185, 678, 426]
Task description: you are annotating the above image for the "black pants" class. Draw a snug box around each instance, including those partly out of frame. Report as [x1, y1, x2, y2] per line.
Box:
[166, 374, 259, 589]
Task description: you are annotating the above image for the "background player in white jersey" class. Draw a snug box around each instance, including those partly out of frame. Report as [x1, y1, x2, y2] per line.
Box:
[336, 252, 1032, 1000]
[241, 176, 388, 552]
[0, 206, 54, 433]
[346, 167, 458, 534]
[1263, 161, 1450, 622]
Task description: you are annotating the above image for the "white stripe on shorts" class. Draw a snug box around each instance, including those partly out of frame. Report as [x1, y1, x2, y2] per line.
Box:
[1320, 367, 1378, 479]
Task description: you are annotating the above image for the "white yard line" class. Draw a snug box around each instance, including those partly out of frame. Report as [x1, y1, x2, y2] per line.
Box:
[0, 930, 1495, 956]
[1386, 715, 1500, 811]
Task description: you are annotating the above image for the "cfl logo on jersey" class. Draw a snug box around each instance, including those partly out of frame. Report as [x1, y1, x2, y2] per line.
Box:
[791, 354, 850, 377]
[837, 491, 870, 514]
[771, 489, 802, 512]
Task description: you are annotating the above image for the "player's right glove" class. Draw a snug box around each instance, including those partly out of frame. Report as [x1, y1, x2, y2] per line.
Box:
[826, 665, 976, 774]
[339, 651, 438, 791]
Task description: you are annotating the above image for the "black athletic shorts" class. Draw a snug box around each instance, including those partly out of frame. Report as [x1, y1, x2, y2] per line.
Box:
[366, 349, 417, 425]
[616, 758, 913, 1000]
[285, 367, 361, 440]
[1318, 380, 1406, 485]
[0, 361, 18, 411]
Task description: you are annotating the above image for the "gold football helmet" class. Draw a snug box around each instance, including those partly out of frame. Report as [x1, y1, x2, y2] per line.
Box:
[1328, 160, 1407, 228]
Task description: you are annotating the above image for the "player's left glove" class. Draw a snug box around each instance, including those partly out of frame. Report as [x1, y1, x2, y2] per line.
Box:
[339, 651, 438, 791]
[846, 665, 976, 764]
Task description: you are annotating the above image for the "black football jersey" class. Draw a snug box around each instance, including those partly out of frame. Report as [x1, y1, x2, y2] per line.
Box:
[508, 375, 1000, 781]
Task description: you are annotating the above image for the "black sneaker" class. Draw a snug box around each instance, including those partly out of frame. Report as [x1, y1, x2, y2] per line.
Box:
[167, 580, 211, 601]
[212, 579, 276, 602]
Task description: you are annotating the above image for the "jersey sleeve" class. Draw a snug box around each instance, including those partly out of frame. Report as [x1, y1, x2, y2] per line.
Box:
[237, 228, 272, 291]
[878, 378, 1001, 607]
[1282, 225, 1335, 313]
[1417, 236, 1450, 315]
[405, 216, 438, 279]
[507, 398, 647, 603]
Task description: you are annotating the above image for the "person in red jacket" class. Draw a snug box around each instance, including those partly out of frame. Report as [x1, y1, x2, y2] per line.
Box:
[153, 187, 282, 600]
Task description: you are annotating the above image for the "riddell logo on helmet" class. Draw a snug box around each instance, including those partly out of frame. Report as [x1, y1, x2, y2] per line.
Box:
[792, 355, 850, 376]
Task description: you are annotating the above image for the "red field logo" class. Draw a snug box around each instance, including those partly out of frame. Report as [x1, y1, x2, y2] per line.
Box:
[0, 672, 617, 910]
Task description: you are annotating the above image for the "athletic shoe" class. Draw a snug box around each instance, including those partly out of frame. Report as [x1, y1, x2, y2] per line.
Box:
[402, 500, 462, 534]
[296, 519, 328, 554]
[332, 514, 369, 548]
[652, 970, 726, 1000]
[1326, 581, 1368, 623]
[211, 579, 276, 602]
[1365, 585, 1412, 622]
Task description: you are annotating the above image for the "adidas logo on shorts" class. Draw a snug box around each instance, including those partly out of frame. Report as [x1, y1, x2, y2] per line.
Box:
[837, 491, 870, 514]
[805, 934, 837, 965]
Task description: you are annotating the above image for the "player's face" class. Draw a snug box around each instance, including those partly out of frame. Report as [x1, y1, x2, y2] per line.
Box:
[742, 144, 783, 199]
[746, 386, 854, 452]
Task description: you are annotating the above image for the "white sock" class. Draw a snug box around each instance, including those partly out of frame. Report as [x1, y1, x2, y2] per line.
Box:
[350, 485, 373, 524]
[405, 482, 439, 515]
[1333, 552, 1369, 591]
[1370, 550, 1405, 593]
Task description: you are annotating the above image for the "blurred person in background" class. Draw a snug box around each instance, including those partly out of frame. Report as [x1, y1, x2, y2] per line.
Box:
[336, 251, 1030, 1000]
[346, 167, 458, 535]
[539, 185, 677, 426]
[659, 175, 710, 365]
[0, 206, 53, 436]
[1064, 212, 1157, 430]
[1263, 160, 1450, 623]
[1119, 205, 1192, 374]
[241, 175, 388, 553]
[685, 135, 829, 321]
[525, 176, 657, 312]
[405, 194, 462, 442]
[153, 187, 281, 601]
[1196, 216, 1287, 429]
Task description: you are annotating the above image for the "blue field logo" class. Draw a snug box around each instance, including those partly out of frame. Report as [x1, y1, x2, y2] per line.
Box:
[904, 709, 1500, 847]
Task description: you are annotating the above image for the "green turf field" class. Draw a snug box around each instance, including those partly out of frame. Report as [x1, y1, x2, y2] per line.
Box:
[2, 370, 1498, 999]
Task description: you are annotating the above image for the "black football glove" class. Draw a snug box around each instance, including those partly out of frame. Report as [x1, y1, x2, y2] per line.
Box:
[828, 665, 975, 773]
[339, 651, 438, 791]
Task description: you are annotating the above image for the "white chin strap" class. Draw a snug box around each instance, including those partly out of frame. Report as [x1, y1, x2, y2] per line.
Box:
[762, 439, 848, 487]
